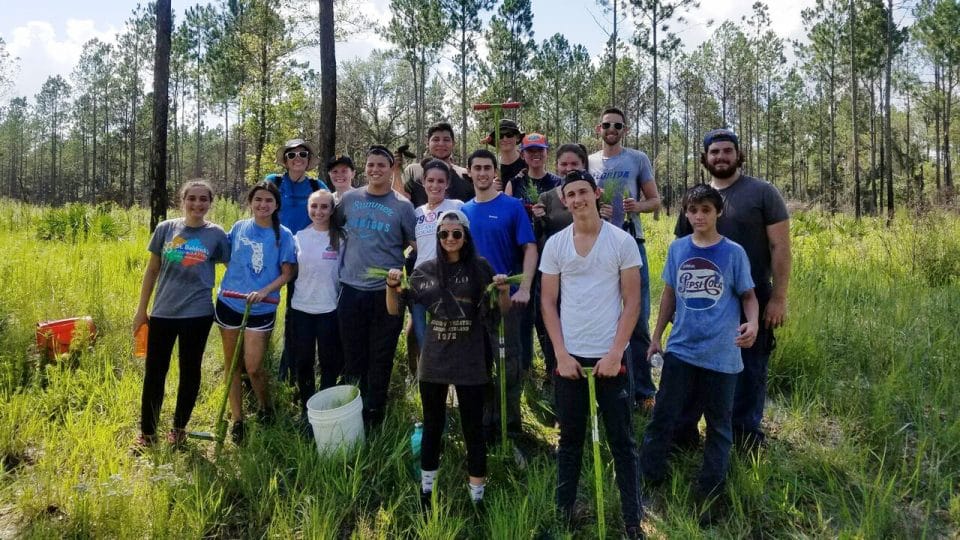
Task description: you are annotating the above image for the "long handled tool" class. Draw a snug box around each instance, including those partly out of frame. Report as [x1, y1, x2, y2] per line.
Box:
[582, 366, 606, 539]
[473, 101, 522, 152]
[580, 363, 627, 540]
[188, 290, 278, 457]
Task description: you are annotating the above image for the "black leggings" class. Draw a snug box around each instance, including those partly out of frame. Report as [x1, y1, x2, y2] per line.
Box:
[139, 315, 214, 436]
[420, 381, 486, 478]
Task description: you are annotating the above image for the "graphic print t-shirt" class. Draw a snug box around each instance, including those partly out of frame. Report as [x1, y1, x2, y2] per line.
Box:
[588, 148, 654, 239]
[336, 189, 416, 290]
[414, 199, 463, 268]
[219, 219, 297, 316]
[148, 218, 230, 318]
[408, 258, 495, 385]
[663, 236, 754, 374]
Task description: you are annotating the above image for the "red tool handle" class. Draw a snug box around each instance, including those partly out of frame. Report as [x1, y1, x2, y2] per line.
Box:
[472, 102, 523, 111]
[221, 290, 280, 304]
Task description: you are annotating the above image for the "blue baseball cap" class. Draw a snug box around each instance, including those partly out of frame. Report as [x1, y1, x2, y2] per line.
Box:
[702, 128, 740, 151]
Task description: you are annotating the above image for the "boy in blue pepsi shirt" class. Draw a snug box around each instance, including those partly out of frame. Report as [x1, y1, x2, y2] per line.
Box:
[639, 184, 758, 520]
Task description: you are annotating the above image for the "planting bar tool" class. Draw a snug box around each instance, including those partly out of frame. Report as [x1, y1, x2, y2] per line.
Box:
[472, 101, 522, 153]
[579, 363, 625, 540]
[188, 290, 279, 457]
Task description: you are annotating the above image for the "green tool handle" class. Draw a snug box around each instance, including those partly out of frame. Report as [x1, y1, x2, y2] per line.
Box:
[583, 367, 606, 539]
[498, 317, 508, 455]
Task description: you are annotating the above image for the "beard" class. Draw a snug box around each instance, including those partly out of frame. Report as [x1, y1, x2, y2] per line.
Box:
[704, 160, 739, 179]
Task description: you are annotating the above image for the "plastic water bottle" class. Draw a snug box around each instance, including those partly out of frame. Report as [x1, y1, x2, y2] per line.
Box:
[650, 352, 664, 374]
[650, 352, 663, 377]
[134, 324, 148, 359]
[409, 423, 423, 479]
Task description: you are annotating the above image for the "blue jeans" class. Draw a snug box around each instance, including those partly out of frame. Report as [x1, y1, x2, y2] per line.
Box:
[675, 319, 776, 447]
[639, 353, 737, 496]
[628, 239, 655, 399]
[555, 356, 642, 528]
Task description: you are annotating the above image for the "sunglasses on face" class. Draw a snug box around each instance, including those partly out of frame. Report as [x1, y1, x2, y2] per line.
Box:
[285, 150, 310, 160]
[438, 230, 464, 240]
[601, 122, 625, 130]
[500, 132, 519, 139]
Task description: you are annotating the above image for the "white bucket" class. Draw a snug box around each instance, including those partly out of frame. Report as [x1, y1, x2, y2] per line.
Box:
[305, 385, 365, 456]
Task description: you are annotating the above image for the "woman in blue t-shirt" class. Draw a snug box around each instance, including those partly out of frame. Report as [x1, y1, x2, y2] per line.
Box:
[216, 181, 297, 443]
[132, 180, 230, 452]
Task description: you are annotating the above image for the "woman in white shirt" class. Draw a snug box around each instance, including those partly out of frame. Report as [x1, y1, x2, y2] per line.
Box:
[288, 189, 344, 429]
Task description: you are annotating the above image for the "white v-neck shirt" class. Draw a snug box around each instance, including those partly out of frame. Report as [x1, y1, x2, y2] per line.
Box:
[539, 221, 642, 357]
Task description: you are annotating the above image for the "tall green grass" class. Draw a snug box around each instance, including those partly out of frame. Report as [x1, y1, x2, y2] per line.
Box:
[0, 200, 957, 537]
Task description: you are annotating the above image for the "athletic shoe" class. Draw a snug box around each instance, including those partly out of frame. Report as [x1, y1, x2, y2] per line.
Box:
[166, 428, 187, 449]
[636, 396, 656, 414]
[130, 433, 157, 455]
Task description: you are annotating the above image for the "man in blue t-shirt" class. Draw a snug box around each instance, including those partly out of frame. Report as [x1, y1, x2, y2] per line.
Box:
[461, 149, 537, 443]
[588, 107, 661, 412]
[640, 183, 758, 522]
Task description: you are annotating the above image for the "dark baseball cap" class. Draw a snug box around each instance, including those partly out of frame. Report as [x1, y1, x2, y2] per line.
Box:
[327, 154, 355, 171]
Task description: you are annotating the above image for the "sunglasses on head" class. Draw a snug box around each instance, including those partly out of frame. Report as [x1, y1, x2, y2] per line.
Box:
[438, 230, 464, 240]
[285, 150, 310, 160]
[601, 122, 625, 130]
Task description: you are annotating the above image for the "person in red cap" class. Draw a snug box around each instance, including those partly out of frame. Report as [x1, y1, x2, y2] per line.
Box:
[503, 133, 562, 373]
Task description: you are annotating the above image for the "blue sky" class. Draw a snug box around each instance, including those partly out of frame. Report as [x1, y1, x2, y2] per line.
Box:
[1, 0, 813, 99]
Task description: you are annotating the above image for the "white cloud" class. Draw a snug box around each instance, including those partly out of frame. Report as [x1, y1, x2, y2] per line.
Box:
[6, 19, 116, 98]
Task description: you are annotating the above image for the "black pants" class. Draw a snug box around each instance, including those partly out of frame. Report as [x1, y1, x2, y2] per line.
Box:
[288, 307, 343, 412]
[420, 381, 486, 477]
[482, 305, 524, 439]
[554, 356, 642, 528]
[338, 284, 403, 425]
[139, 315, 214, 436]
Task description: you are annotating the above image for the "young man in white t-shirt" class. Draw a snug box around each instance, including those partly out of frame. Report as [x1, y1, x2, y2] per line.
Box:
[539, 170, 644, 538]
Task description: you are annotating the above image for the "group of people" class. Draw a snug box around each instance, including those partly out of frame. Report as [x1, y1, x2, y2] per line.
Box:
[132, 106, 791, 536]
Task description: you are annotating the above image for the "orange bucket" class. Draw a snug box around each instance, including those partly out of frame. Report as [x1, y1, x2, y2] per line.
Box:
[36, 316, 97, 357]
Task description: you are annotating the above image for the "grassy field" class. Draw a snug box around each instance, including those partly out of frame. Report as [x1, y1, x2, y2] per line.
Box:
[0, 199, 958, 538]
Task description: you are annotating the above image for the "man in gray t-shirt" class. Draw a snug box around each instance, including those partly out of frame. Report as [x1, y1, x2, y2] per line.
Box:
[334, 145, 417, 428]
[336, 188, 417, 290]
[588, 106, 662, 410]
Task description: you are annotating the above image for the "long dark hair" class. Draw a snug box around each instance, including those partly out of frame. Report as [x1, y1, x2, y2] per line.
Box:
[246, 180, 282, 246]
[435, 215, 485, 302]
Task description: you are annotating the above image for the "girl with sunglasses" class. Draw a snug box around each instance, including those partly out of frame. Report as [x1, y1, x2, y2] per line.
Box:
[132, 180, 230, 451]
[410, 160, 464, 353]
[216, 181, 297, 443]
[288, 190, 344, 434]
[385, 210, 510, 508]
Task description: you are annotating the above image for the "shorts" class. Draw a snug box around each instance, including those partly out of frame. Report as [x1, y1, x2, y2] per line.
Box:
[214, 299, 276, 332]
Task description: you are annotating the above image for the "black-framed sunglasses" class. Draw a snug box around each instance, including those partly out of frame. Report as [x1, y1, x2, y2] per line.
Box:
[285, 150, 310, 160]
[438, 230, 464, 240]
[601, 122, 625, 130]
